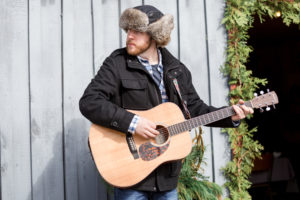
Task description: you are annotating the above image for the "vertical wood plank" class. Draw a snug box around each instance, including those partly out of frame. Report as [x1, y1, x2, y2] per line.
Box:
[144, 0, 179, 58]
[0, 0, 32, 199]
[93, 0, 120, 73]
[178, 0, 214, 181]
[205, 0, 231, 189]
[63, 0, 105, 199]
[29, 0, 64, 199]
[92, 1, 121, 198]
[120, 0, 143, 48]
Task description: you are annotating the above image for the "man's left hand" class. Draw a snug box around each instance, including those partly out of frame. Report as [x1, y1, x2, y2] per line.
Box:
[231, 99, 254, 121]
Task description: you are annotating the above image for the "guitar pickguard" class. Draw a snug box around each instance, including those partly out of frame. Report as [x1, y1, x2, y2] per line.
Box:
[139, 141, 170, 161]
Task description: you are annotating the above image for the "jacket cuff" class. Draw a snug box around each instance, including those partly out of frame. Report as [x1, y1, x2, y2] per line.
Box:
[110, 108, 135, 133]
[232, 120, 240, 127]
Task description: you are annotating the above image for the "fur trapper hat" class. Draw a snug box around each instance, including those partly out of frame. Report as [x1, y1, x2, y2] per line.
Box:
[119, 5, 174, 47]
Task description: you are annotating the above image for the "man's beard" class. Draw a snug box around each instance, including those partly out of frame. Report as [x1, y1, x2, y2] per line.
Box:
[126, 39, 152, 56]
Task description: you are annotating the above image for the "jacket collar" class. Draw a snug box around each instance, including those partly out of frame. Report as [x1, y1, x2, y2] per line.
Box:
[126, 54, 149, 74]
[159, 48, 180, 70]
[126, 47, 180, 73]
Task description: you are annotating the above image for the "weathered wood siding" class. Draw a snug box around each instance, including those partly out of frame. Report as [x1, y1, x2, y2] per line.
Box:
[0, 0, 229, 199]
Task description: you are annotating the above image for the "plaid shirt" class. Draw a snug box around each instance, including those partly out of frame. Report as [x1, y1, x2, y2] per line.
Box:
[128, 49, 169, 134]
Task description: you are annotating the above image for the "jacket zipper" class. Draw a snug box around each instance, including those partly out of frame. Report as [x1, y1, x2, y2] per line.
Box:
[154, 83, 162, 105]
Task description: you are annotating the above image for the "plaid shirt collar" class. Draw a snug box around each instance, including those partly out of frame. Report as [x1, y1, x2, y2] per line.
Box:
[137, 49, 163, 76]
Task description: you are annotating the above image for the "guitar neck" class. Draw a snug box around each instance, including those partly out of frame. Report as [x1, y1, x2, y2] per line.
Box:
[168, 101, 252, 136]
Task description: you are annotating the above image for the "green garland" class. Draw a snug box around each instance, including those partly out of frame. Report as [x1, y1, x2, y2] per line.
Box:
[221, 0, 300, 199]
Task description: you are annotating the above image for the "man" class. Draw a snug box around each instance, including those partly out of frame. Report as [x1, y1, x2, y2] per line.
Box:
[79, 5, 253, 200]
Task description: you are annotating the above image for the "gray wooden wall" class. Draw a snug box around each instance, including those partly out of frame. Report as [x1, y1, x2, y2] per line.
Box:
[0, 0, 230, 199]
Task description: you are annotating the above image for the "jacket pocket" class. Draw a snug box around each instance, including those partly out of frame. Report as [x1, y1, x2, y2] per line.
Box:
[121, 79, 150, 110]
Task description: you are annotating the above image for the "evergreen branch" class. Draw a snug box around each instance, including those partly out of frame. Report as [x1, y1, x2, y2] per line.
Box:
[222, 1, 299, 199]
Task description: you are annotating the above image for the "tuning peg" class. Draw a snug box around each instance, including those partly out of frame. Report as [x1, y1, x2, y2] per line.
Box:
[272, 102, 276, 109]
[260, 107, 264, 113]
[260, 91, 264, 95]
[266, 106, 271, 111]
[267, 89, 270, 93]
[254, 93, 258, 97]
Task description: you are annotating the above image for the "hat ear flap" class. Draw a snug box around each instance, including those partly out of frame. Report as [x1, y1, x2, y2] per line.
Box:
[147, 14, 174, 47]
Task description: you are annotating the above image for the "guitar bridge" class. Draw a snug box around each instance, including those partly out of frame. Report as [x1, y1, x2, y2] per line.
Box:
[126, 134, 139, 159]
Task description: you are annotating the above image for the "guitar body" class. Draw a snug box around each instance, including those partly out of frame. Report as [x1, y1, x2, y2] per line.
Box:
[89, 102, 192, 188]
[88, 91, 279, 188]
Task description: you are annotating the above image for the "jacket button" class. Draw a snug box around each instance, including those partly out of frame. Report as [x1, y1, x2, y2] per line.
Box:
[153, 186, 157, 191]
[112, 121, 118, 127]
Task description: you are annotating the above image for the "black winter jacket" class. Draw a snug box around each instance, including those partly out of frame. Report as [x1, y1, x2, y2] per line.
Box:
[79, 47, 235, 192]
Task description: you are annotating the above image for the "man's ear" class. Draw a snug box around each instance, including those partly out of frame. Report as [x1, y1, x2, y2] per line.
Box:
[151, 38, 157, 47]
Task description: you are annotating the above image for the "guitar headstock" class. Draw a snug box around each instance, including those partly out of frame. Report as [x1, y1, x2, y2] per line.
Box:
[250, 91, 279, 111]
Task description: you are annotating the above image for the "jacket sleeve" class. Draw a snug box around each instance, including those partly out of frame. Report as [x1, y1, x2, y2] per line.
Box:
[182, 66, 236, 128]
[79, 57, 134, 133]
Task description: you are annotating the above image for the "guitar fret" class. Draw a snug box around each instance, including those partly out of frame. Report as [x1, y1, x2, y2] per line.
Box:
[168, 126, 174, 136]
[226, 108, 230, 116]
[179, 124, 183, 133]
[174, 125, 178, 135]
[173, 125, 178, 135]
[191, 119, 195, 128]
[170, 125, 175, 136]
[218, 111, 221, 120]
[174, 126, 178, 135]
[210, 113, 213, 122]
[193, 118, 197, 127]
[205, 114, 209, 123]
[174, 124, 179, 135]
[192, 118, 197, 128]
[200, 117, 204, 126]
[177, 124, 182, 134]
[175, 124, 179, 134]
[172, 125, 176, 135]
[209, 113, 213, 122]
[184, 122, 188, 131]
[208, 113, 212, 122]
[184, 121, 189, 131]
[213, 112, 217, 121]
[188, 120, 193, 130]
[180, 123, 185, 132]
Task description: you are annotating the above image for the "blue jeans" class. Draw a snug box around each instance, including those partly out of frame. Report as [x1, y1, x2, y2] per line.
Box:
[114, 188, 178, 200]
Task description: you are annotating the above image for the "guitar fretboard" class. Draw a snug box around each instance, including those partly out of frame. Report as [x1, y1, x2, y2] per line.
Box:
[168, 101, 252, 136]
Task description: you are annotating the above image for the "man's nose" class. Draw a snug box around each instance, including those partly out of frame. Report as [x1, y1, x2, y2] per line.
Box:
[127, 30, 135, 39]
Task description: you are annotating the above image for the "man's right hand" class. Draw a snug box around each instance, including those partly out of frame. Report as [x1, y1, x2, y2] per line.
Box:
[134, 117, 159, 139]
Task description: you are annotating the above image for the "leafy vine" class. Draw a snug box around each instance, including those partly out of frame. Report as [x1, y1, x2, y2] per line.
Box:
[222, 0, 300, 199]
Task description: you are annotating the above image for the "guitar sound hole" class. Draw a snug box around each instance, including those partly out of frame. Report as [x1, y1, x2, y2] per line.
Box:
[139, 125, 170, 161]
[154, 125, 169, 145]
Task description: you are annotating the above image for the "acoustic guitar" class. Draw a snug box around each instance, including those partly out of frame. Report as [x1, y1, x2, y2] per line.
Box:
[89, 91, 278, 188]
